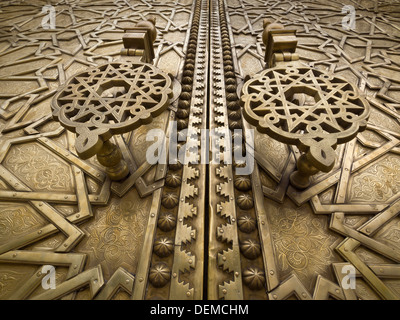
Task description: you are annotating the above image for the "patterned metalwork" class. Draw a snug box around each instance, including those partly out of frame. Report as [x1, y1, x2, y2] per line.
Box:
[242, 66, 370, 170]
[52, 62, 173, 159]
[225, 0, 400, 301]
[0, 0, 400, 301]
[241, 44, 371, 189]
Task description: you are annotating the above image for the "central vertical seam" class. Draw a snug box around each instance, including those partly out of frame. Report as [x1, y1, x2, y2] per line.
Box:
[203, 0, 211, 300]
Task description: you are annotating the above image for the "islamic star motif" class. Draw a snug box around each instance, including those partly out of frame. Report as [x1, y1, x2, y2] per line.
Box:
[51, 62, 173, 158]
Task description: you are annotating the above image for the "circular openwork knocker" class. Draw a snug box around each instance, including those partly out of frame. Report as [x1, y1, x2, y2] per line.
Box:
[52, 61, 173, 180]
[241, 65, 370, 189]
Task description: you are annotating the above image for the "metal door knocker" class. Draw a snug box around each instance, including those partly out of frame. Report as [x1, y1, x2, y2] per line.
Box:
[241, 20, 370, 189]
[51, 19, 179, 181]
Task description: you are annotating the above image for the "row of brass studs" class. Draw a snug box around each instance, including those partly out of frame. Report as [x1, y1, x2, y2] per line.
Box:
[147, 0, 203, 296]
[217, 0, 268, 295]
[210, 0, 245, 299]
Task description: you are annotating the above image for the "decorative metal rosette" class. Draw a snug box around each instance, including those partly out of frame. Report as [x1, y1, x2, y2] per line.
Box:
[52, 62, 173, 159]
[241, 66, 370, 171]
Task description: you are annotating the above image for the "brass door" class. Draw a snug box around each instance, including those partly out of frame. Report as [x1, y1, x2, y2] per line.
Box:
[0, 0, 400, 300]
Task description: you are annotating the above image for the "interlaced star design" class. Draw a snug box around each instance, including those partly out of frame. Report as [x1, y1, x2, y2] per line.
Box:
[241, 66, 370, 171]
[52, 62, 173, 159]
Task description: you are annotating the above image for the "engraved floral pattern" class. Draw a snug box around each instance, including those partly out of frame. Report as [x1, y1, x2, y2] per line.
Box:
[382, 227, 400, 244]
[255, 132, 289, 173]
[375, 219, 400, 252]
[77, 190, 151, 278]
[4, 143, 72, 192]
[0, 271, 19, 299]
[349, 155, 400, 202]
[0, 204, 45, 243]
[269, 202, 339, 283]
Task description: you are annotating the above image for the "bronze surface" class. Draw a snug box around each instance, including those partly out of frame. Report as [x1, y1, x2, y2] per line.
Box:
[0, 0, 399, 301]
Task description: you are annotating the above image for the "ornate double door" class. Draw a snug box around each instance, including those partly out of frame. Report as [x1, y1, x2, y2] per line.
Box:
[0, 0, 400, 300]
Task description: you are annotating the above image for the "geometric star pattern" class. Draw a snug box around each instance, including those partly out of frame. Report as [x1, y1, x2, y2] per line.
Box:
[0, 0, 400, 301]
[241, 66, 370, 172]
[226, 0, 400, 301]
[52, 62, 173, 158]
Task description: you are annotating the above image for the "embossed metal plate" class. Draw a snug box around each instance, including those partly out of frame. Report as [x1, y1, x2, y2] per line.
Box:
[0, 0, 400, 301]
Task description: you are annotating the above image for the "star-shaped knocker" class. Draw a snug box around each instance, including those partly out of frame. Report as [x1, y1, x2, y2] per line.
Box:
[51, 19, 174, 181]
[241, 20, 370, 189]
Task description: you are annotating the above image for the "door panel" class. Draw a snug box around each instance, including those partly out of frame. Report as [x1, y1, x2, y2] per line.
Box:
[0, 0, 399, 301]
[0, 0, 201, 300]
[221, 0, 400, 300]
